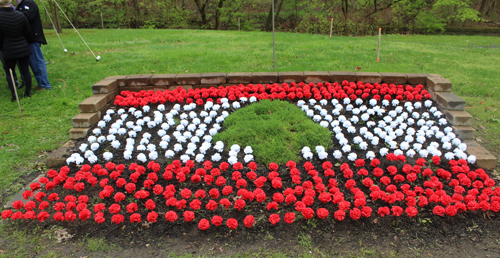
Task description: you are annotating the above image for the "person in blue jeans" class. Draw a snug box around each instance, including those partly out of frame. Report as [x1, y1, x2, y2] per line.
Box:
[16, 0, 51, 90]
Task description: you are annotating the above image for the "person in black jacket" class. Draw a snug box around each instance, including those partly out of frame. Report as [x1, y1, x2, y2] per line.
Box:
[16, 0, 51, 90]
[0, 0, 32, 101]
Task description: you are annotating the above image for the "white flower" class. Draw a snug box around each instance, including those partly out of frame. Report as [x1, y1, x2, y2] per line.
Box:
[331, 99, 339, 105]
[134, 111, 143, 118]
[244, 146, 253, 154]
[97, 136, 106, 143]
[214, 142, 224, 152]
[203, 135, 212, 143]
[159, 141, 169, 149]
[313, 115, 322, 122]
[146, 121, 155, 129]
[333, 150, 342, 159]
[315, 146, 325, 153]
[342, 145, 351, 153]
[92, 128, 102, 136]
[222, 102, 231, 109]
[228, 156, 238, 165]
[332, 109, 340, 116]
[405, 135, 414, 143]
[148, 151, 158, 160]
[66, 156, 75, 164]
[367, 121, 376, 128]
[137, 145, 146, 151]
[117, 109, 125, 115]
[393, 149, 403, 156]
[439, 118, 447, 125]
[467, 155, 476, 164]
[419, 149, 429, 158]
[343, 98, 350, 105]
[347, 153, 357, 161]
[106, 135, 116, 142]
[412, 112, 420, 119]
[229, 150, 238, 157]
[147, 144, 156, 152]
[163, 150, 174, 159]
[240, 97, 248, 103]
[209, 128, 218, 136]
[190, 136, 200, 144]
[339, 138, 349, 146]
[249, 96, 257, 103]
[424, 100, 433, 107]
[359, 142, 368, 150]
[110, 140, 120, 149]
[303, 151, 313, 160]
[400, 142, 409, 150]
[103, 115, 112, 122]
[156, 104, 165, 111]
[306, 110, 314, 117]
[302, 146, 311, 154]
[379, 148, 389, 156]
[90, 142, 100, 151]
[173, 104, 181, 111]
[215, 116, 225, 124]
[389, 141, 398, 149]
[212, 153, 222, 162]
[459, 143, 467, 152]
[180, 154, 190, 163]
[369, 99, 377, 106]
[177, 136, 187, 143]
[443, 152, 454, 160]
[297, 100, 305, 107]
[103, 152, 113, 161]
[309, 99, 317, 105]
[318, 151, 328, 160]
[244, 155, 254, 163]
[353, 136, 363, 144]
[406, 149, 416, 158]
[350, 116, 359, 124]
[371, 137, 379, 145]
[88, 155, 98, 164]
[232, 102, 241, 109]
[79, 143, 88, 153]
[364, 151, 374, 160]
[319, 121, 329, 128]
[301, 105, 309, 112]
[124, 150, 133, 160]
[319, 99, 328, 106]
[173, 143, 183, 152]
[75, 155, 84, 165]
[97, 121, 106, 129]
[125, 144, 134, 152]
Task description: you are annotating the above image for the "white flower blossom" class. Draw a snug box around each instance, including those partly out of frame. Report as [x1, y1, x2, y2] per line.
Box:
[319, 121, 329, 128]
[346, 104, 353, 112]
[379, 148, 389, 156]
[359, 142, 368, 150]
[342, 145, 351, 153]
[439, 118, 447, 125]
[88, 155, 98, 164]
[229, 150, 238, 157]
[394, 149, 403, 156]
[339, 138, 349, 146]
[297, 100, 305, 107]
[180, 154, 190, 163]
[212, 153, 222, 162]
[303, 151, 313, 160]
[309, 99, 317, 105]
[347, 153, 357, 161]
[467, 155, 476, 164]
[103, 152, 113, 161]
[110, 140, 120, 149]
[400, 142, 409, 150]
[406, 149, 416, 158]
[79, 143, 88, 153]
[419, 149, 429, 158]
[249, 96, 257, 103]
[318, 151, 328, 160]
[244, 155, 254, 163]
[347, 126, 356, 133]
[91, 142, 100, 151]
[301, 146, 311, 154]
[240, 97, 248, 103]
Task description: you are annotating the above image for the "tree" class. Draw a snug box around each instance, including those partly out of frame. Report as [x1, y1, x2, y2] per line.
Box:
[265, 0, 287, 31]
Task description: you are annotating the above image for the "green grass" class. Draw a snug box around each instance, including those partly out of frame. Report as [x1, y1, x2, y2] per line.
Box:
[0, 29, 499, 195]
[213, 99, 332, 165]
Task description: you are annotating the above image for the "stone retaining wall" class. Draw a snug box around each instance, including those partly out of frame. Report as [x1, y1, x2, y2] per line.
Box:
[46, 71, 497, 169]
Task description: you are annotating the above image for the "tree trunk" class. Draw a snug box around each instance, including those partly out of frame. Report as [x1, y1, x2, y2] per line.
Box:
[194, 0, 209, 25]
[374, 0, 377, 12]
[215, 0, 225, 30]
[485, 0, 496, 15]
[478, 0, 489, 14]
[49, 0, 62, 33]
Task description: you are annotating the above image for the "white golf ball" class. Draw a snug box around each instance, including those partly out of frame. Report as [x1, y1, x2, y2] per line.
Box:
[64, 49, 67, 52]
[96, 56, 101, 61]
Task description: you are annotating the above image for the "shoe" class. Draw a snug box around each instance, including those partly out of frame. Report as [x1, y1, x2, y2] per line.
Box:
[24, 92, 31, 98]
[16, 83, 25, 89]
[11, 96, 17, 102]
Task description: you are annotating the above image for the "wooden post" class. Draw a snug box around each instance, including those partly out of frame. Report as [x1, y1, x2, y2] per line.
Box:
[377, 27, 381, 63]
[330, 18, 333, 38]
[238, 18, 240, 31]
[272, 0, 276, 72]
[101, 12, 104, 29]
[9, 69, 22, 117]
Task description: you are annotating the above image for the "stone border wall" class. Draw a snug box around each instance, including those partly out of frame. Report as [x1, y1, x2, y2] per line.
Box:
[46, 71, 496, 169]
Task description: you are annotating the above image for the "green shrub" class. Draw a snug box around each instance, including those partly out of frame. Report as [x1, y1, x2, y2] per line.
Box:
[213, 100, 332, 165]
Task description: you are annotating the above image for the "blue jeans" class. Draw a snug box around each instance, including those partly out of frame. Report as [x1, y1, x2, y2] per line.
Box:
[29, 42, 51, 89]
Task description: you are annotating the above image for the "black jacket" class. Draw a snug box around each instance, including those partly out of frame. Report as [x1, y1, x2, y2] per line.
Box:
[0, 7, 32, 60]
[16, 0, 47, 45]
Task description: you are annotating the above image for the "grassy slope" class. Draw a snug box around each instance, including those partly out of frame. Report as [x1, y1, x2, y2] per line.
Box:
[0, 29, 499, 192]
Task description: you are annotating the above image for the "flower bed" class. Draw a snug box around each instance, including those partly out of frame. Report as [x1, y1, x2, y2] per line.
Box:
[2, 80, 498, 231]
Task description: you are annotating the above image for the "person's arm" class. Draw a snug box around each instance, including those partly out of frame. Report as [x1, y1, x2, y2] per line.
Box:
[17, 0, 37, 22]
[22, 16, 33, 42]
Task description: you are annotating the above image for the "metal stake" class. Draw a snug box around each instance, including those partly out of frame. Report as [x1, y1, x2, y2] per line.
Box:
[9, 69, 22, 117]
[272, 0, 276, 72]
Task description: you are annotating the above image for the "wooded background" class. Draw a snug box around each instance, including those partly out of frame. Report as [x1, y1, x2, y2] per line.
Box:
[43, 0, 499, 35]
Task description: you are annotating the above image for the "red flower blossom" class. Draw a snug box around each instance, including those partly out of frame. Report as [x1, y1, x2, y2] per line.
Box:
[147, 211, 158, 223]
[206, 200, 218, 211]
[219, 198, 231, 209]
[317, 208, 329, 219]
[226, 218, 238, 229]
[183, 211, 195, 222]
[248, 162, 258, 171]
[269, 214, 280, 225]
[334, 210, 346, 221]
[165, 211, 178, 222]
[269, 162, 279, 171]
[302, 207, 314, 219]
[432, 156, 441, 165]
[378, 207, 390, 217]
[199, 218, 210, 230]
[1, 210, 13, 220]
[234, 199, 246, 211]
[111, 214, 124, 224]
[244, 215, 255, 228]
[12, 200, 23, 210]
[355, 159, 365, 167]
[211, 215, 223, 226]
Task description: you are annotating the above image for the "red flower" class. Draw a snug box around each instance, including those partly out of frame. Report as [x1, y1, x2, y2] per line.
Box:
[183, 211, 195, 222]
[165, 211, 178, 222]
[198, 218, 210, 230]
[361, 206, 372, 218]
[226, 218, 238, 229]
[271, 178, 282, 189]
[233, 162, 243, 170]
[317, 208, 329, 219]
[111, 214, 124, 224]
[334, 210, 346, 221]
[350, 208, 361, 220]
[64, 211, 76, 222]
[248, 162, 258, 171]
[211, 215, 223, 226]
[234, 199, 246, 211]
[147, 211, 158, 222]
[145, 199, 156, 210]
[269, 214, 280, 225]
[22, 190, 33, 200]
[206, 200, 218, 211]
[269, 162, 279, 171]
[1, 210, 13, 220]
[25, 201, 36, 211]
[125, 183, 136, 193]
[267, 201, 279, 211]
[302, 207, 314, 219]
[12, 200, 24, 210]
[209, 188, 220, 199]
[109, 204, 121, 214]
[135, 190, 150, 199]
[370, 159, 381, 167]
[114, 192, 125, 203]
[130, 213, 141, 223]
[433, 205, 445, 216]
[432, 156, 441, 165]
[181, 188, 192, 199]
[378, 207, 390, 217]
[30, 182, 41, 192]
[78, 209, 91, 221]
[35, 192, 46, 202]
[48, 193, 59, 201]
[126, 203, 138, 213]
[391, 206, 403, 216]
[244, 215, 255, 228]
[355, 159, 365, 167]
[189, 199, 202, 210]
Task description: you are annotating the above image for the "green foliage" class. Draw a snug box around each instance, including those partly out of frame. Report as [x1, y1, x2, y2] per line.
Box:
[432, 0, 482, 24]
[416, 11, 446, 34]
[212, 99, 332, 165]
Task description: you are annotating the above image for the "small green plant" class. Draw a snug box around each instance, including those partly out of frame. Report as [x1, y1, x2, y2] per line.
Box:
[297, 232, 313, 248]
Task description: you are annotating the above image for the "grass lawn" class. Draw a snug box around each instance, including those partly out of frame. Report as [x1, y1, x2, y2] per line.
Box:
[0, 28, 499, 199]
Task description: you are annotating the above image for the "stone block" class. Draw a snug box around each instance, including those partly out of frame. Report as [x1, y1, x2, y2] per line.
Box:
[406, 73, 430, 85]
[69, 127, 90, 140]
[126, 74, 152, 86]
[79, 95, 107, 113]
[106, 75, 127, 87]
[380, 72, 408, 85]
[92, 78, 117, 94]
[252, 72, 278, 84]
[452, 126, 475, 140]
[467, 145, 497, 169]
[330, 71, 356, 83]
[201, 73, 227, 85]
[355, 72, 382, 84]
[435, 92, 466, 111]
[446, 110, 473, 126]
[168, 85, 193, 91]
[426, 77, 452, 92]
[143, 86, 168, 92]
[227, 72, 253, 84]
[151, 74, 176, 86]
[119, 86, 143, 92]
[46, 146, 73, 168]
[72, 113, 100, 128]
[279, 72, 304, 83]
[304, 71, 331, 83]
[176, 73, 201, 85]
[193, 84, 217, 89]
